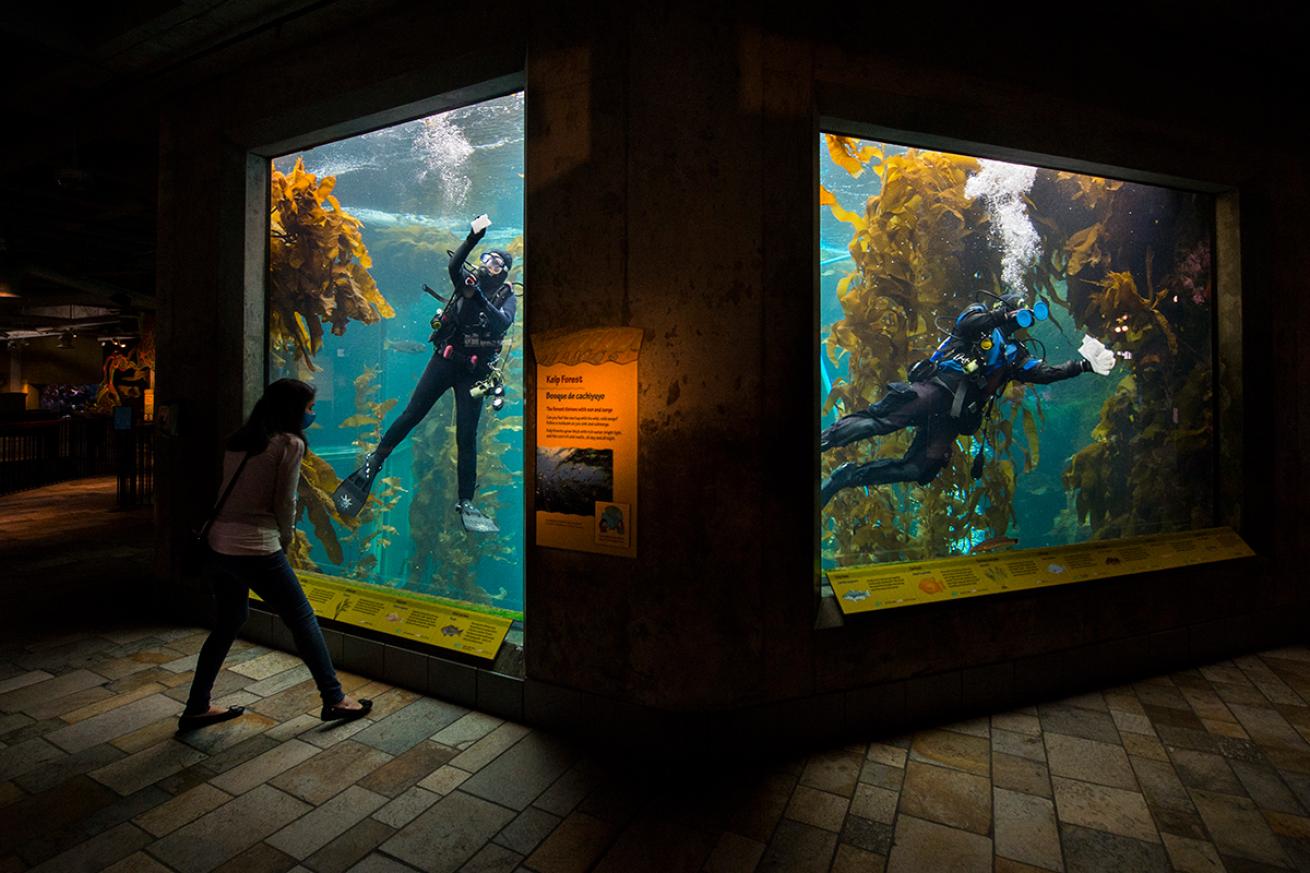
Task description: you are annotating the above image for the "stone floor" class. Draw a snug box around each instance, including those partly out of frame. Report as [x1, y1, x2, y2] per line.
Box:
[3, 481, 1310, 872]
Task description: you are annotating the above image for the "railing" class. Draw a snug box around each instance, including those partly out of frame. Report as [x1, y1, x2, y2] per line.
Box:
[0, 416, 115, 495]
[115, 422, 155, 508]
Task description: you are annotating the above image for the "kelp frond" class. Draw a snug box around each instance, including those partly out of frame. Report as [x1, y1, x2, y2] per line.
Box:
[269, 158, 394, 370]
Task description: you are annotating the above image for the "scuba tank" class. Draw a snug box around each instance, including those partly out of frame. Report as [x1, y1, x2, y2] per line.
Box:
[470, 281, 522, 414]
[426, 253, 523, 414]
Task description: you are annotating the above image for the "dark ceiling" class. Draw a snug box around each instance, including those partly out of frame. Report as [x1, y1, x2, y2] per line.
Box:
[0, 4, 1296, 345]
[0, 0, 357, 342]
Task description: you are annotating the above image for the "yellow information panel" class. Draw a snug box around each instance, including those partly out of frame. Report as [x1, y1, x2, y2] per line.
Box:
[533, 327, 641, 557]
[252, 571, 512, 660]
[828, 527, 1254, 616]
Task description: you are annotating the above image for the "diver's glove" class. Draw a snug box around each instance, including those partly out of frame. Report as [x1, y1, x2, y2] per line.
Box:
[1077, 334, 1117, 376]
[473, 287, 513, 330]
[470, 214, 492, 235]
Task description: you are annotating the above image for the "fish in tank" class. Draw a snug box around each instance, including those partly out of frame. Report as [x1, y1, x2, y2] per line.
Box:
[268, 93, 525, 618]
[818, 133, 1215, 570]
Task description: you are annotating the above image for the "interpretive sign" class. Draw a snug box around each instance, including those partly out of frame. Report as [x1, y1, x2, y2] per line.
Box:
[254, 570, 512, 660]
[828, 527, 1254, 615]
[532, 327, 641, 557]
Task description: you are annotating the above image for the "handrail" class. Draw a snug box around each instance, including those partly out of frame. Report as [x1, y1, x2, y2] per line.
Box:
[0, 416, 117, 496]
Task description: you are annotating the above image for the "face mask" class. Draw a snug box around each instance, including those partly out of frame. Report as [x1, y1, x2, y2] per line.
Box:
[302, 411, 316, 429]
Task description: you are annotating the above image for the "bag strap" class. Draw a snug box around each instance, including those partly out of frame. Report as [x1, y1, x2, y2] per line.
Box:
[197, 451, 252, 538]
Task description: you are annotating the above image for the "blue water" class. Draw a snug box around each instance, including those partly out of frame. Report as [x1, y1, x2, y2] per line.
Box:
[818, 134, 1213, 566]
[271, 93, 525, 613]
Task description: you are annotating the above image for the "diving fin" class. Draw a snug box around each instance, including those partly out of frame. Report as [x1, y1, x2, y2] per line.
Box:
[332, 452, 384, 519]
[456, 500, 499, 533]
[820, 462, 858, 509]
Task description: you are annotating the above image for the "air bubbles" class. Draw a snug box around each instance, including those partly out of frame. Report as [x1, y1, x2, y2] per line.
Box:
[414, 113, 474, 205]
[964, 160, 1040, 295]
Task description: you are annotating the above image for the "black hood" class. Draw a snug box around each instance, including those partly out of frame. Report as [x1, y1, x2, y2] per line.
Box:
[476, 249, 513, 292]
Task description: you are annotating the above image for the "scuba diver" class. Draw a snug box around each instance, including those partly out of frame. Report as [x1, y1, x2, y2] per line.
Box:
[332, 213, 516, 532]
[820, 290, 1116, 508]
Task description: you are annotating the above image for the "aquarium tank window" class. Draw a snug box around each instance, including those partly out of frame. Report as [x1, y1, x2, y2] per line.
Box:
[268, 93, 525, 631]
[819, 133, 1216, 571]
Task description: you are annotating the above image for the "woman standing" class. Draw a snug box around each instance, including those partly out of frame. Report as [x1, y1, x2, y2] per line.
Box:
[179, 378, 371, 731]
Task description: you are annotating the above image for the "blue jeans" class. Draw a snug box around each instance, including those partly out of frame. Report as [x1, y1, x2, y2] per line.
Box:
[185, 549, 344, 715]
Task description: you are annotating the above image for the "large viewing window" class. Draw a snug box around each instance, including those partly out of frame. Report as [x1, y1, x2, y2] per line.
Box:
[265, 93, 525, 655]
[818, 132, 1239, 612]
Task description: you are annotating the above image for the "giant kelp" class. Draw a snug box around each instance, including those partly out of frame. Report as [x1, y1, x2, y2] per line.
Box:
[269, 158, 395, 371]
[405, 351, 524, 606]
[337, 364, 403, 580]
[341, 364, 398, 459]
[267, 157, 394, 570]
[821, 138, 1036, 563]
[295, 449, 360, 567]
[1026, 172, 1215, 538]
[288, 363, 405, 581]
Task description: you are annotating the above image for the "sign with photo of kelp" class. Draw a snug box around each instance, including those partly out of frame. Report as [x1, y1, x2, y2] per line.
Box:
[535, 447, 614, 515]
[534, 327, 641, 557]
[818, 133, 1217, 576]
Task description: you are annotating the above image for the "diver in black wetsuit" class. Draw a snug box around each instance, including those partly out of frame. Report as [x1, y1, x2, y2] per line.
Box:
[820, 291, 1114, 508]
[332, 214, 516, 532]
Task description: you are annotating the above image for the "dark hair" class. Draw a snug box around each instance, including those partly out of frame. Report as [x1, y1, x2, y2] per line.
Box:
[226, 378, 316, 454]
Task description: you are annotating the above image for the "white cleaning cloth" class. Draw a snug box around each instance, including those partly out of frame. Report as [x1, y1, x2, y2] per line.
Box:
[1078, 334, 1117, 376]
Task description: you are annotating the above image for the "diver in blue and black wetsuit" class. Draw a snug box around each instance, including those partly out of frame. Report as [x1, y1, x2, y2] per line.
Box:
[332, 214, 516, 532]
[820, 291, 1115, 508]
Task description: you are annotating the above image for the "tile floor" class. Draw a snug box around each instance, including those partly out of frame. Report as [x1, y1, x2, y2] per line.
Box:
[2, 481, 1310, 872]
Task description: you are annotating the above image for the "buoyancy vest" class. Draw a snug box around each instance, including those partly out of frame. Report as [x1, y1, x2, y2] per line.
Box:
[429, 281, 514, 354]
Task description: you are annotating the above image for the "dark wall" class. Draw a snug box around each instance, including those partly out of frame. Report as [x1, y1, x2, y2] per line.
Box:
[155, 3, 1307, 732]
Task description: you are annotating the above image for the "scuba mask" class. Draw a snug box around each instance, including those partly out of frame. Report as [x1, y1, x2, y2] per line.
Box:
[478, 249, 513, 283]
[1012, 299, 1050, 329]
[991, 290, 1049, 330]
